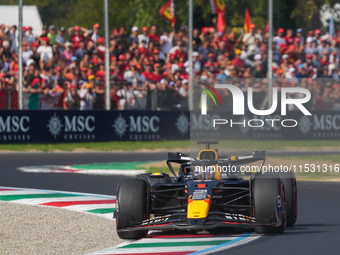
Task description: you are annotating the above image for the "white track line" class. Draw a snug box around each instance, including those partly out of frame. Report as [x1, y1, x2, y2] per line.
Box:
[187, 233, 261, 255]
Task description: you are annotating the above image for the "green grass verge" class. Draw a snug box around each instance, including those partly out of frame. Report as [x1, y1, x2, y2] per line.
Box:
[0, 140, 339, 152]
[0, 141, 190, 152]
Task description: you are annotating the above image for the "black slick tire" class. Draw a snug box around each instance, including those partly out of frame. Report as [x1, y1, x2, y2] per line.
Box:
[279, 171, 297, 226]
[116, 179, 147, 239]
[253, 174, 286, 234]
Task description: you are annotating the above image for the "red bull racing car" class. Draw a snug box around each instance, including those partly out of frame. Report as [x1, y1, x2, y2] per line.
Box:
[114, 141, 297, 239]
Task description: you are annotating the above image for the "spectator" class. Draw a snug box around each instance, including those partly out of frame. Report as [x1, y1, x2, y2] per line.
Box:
[40, 77, 64, 110]
[171, 41, 187, 62]
[68, 26, 88, 51]
[320, 51, 330, 67]
[178, 79, 189, 109]
[116, 25, 126, 42]
[39, 25, 48, 38]
[148, 25, 160, 44]
[134, 64, 146, 89]
[123, 64, 135, 84]
[318, 38, 328, 56]
[198, 40, 210, 62]
[7, 25, 17, 52]
[312, 51, 321, 68]
[184, 51, 201, 73]
[22, 26, 27, 43]
[47, 25, 56, 45]
[116, 82, 133, 109]
[133, 80, 147, 109]
[284, 29, 294, 46]
[75, 40, 86, 60]
[273, 28, 285, 50]
[91, 23, 100, 43]
[128, 26, 139, 45]
[22, 42, 33, 66]
[153, 49, 164, 66]
[55, 27, 66, 55]
[295, 64, 307, 78]
[52, 66, 64, 87]
[138, 27, 150, 48]
[23, 76, 40, 110]
[110, 83, 119, 109]
[96, 37, 105, 60]
[295, 28, 304, 46]
[152, 63, 162, 82]
[160, 28, 174, 59]
[242, 24, 256, 46]
[0, 24, 7, 41]
[25, 26, 35, 44]
[78, 75, 96, 110]
[314, 29, 321, 45]
[93, 77, 104, 109]
[305, 37, 315, 56]
[232, 49, 244, 70]
[36, 37, 53, 64]
[146, 81, 157, 110]
[62, 42, 74, 66]
[63, 82, 78, 110]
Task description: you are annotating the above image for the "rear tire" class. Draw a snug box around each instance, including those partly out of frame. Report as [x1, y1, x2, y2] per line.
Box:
[253, 174, 286, 234]
[116, 179, 147, 239]
[279, 171, 297, 226]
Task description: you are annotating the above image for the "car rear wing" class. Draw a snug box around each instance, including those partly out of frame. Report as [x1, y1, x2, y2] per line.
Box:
[226, 151, 266, 165]
[167, 151, 266, 176]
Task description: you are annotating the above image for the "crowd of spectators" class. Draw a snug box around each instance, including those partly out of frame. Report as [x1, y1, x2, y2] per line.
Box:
[1, 21, 340, 110]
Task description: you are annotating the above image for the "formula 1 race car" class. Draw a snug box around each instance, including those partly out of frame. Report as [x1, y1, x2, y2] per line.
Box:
[114, 141, 297, 239]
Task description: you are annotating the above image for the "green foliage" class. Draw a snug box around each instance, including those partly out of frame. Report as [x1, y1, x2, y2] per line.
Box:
[0, 0, 330, 33]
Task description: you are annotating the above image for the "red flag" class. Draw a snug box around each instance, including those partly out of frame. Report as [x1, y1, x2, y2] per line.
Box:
[265, 21, 269, 33]
[217, 12, 226, 33]
[159, 0, 175, 26]
[244, 8, 252, 33]
[210, 0, 225, 14]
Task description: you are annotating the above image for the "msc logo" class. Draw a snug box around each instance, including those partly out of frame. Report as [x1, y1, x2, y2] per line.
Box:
[47, 113, 95, 139]
[0, 116, 30, 133]
[113, 114, 160, 140]
[200, 84, 312, 116]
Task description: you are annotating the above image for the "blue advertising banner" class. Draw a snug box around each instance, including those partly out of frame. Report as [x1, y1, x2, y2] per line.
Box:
[0, 110, 339, 143]
[0, 111, 190, 143]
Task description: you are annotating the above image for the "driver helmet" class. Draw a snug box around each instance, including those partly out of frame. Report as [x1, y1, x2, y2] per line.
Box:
[194, 165, 216, 180]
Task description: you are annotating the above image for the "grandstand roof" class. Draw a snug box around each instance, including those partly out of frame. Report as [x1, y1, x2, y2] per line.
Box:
[0, 5, 43, 36]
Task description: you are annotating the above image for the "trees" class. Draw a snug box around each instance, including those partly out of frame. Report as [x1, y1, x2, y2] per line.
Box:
[1, 0, 326, 34]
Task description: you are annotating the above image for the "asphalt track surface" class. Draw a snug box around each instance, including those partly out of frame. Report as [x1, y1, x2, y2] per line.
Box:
[1, 152, 340, 255]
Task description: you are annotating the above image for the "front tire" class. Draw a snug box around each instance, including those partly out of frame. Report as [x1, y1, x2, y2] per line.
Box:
[116, 179, 147, 239]
[253, 174, 286, 234]
[279, 171, 297, 226]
